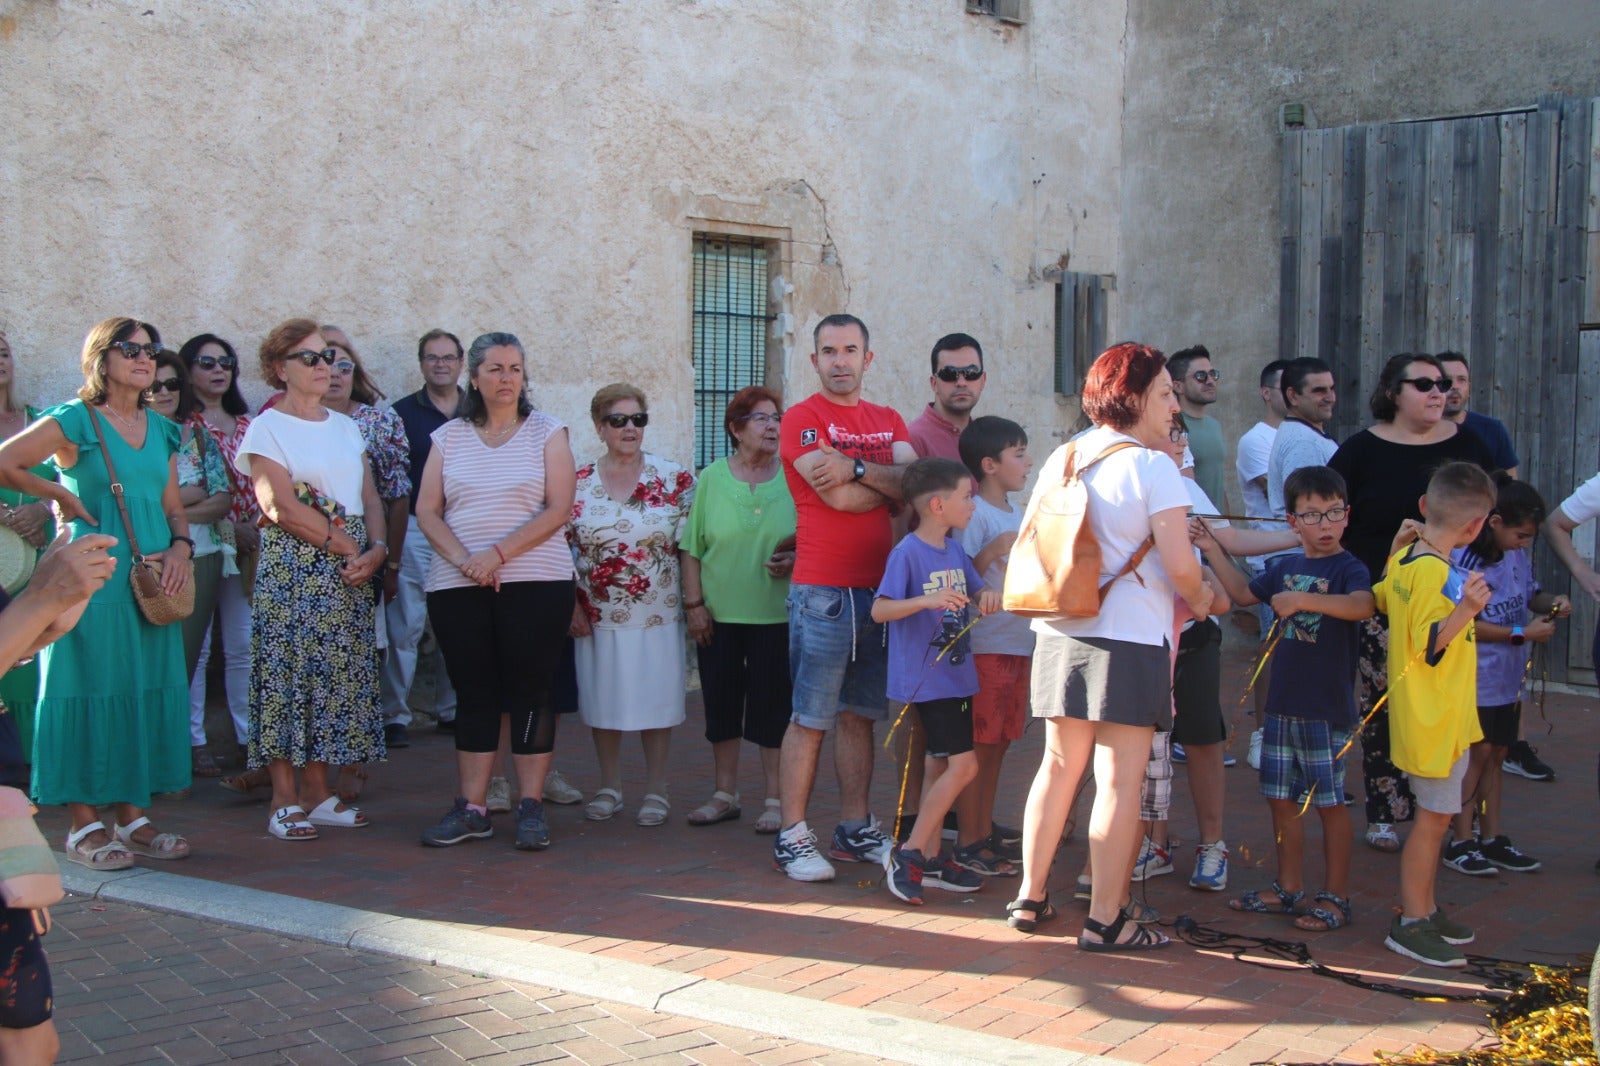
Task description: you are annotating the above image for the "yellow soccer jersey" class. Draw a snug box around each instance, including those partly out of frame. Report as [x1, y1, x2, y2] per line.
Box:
[1372, 545, 1484, 777]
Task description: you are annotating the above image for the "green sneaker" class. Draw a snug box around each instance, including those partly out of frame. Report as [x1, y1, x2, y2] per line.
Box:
[1428, 909, 1474, 945]
[1384, 915, 1466, 968]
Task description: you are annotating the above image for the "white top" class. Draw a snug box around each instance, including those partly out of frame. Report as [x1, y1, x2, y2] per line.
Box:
[960, 495, 1035, 657]
[1236, 421, 1276, 521]
[235, 407, 367, 514]
[1026, 426, 1192, 647]
[425, 413, 576, 592]
[1267, 419, 1339, 518]
[1181, 478, 1227, 627]
[1558, 471, 1600, 525]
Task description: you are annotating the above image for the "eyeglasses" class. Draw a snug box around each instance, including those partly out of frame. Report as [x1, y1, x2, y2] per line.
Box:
[1169, 426, 1189, 442]
[602, 412, 649, 429]
[422, 353, 462, 365]
[1190, 369, 1221, 383]
[1400, 377, 1452, 394]
[935, 365, 984, 383]
[194, 355, 236, 371]
[332, 361, 356, 375]
[148, 377, 182, 394]
[108, 341, 161, 360]
[1290, 506, 1349, 525]
[283, 348, 338, 367]
[737, 412, 782, 426]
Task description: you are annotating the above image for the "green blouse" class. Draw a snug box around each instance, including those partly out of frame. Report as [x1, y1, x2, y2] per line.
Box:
[679, 458, 796, 625]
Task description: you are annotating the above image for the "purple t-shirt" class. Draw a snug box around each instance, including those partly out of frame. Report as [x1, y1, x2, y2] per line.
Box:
[1248, 550, 1371, 726]
[1452, 545, 1537, 706]
[876, 534, 984, 703]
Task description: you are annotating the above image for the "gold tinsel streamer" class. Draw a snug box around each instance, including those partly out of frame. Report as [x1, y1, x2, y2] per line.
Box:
[1263, 963, 1595, 1066]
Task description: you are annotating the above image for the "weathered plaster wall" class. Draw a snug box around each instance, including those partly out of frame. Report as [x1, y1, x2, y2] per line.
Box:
[0, 1, 1126, 464]
[1120, 0, 1600, 495]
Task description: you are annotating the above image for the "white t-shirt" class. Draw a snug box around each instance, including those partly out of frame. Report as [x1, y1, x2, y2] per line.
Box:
[1236, 421, 1276, 522]
[1181, 478, 1228, 627]
[960, 495, 1035, 657]
[235, 407, 368, 514]
[1026, 426, 1192, 647]
[1558, 471, 1600, 526]
[1267, 419, 1339, 518]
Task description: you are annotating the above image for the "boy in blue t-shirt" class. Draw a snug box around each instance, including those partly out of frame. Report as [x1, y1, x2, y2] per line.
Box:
[872, 458, 1000, 906]
[1198, 466, 1373, 932]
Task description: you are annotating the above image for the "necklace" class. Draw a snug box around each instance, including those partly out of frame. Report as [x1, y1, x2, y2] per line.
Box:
[1414, 530, 1451, 558]
[100, 403, 143, 432]
[479, 419, 519, 444]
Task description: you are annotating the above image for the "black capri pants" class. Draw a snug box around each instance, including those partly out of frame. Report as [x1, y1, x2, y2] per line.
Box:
[696, 621, 791, 749]
[427, 580, 575, 755]
[0, 909, 51, 1030]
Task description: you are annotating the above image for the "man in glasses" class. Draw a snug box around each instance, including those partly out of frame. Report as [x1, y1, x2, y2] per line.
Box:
[773, 314, 916, 883]
[907, 333, 986, 461]
[1168, 345, 1229, 513]
[380, 329, 466, 748]
[1437, 352, 1518, 479]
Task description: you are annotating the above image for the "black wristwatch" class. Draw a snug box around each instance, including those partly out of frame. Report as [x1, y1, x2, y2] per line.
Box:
[851, 458, 867, 482]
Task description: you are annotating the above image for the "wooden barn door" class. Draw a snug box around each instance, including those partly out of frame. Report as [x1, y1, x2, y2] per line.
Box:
[1279, 94, 1598, 683]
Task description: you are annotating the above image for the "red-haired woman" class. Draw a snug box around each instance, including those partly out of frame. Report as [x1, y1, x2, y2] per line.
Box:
[1006, 343, 1214, 951]
[679, 387, 795, 831]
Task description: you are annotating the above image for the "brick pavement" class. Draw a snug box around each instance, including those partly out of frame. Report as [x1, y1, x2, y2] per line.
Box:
[42, 624, 1600, 1064]
[49, 896, 890, 1064]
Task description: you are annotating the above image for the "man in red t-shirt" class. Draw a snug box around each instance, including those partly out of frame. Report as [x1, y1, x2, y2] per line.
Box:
[772, 314, 915, 883]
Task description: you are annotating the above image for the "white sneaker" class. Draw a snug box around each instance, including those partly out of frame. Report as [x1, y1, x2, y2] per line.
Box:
[542, 769, 584, 805]
[773, 821, 836, 882]
[486, 776, 512, 813]
[1247, 728, 1264, 770]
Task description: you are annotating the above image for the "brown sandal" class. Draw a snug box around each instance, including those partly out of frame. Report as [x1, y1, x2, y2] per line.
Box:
[191, 746, 222, 778]
[336, 766, 369, 803]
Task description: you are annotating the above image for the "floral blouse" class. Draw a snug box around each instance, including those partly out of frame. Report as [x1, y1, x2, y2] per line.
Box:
[568, 453, 695, 630]
[349, 404, 412, 506]
[190, 412, 258, 524]
[175, 419, 237, 572]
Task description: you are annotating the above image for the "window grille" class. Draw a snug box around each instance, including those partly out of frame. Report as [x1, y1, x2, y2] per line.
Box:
[693, 235, 774, 469]
[1055, 272, 1112, 395]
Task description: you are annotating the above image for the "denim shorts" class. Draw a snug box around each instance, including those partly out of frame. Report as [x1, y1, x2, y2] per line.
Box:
[787, 583, 889, 730]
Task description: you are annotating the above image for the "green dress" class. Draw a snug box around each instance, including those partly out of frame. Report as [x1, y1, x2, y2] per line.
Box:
[33, 401, 188, 806]
[0, 406, 57, 758]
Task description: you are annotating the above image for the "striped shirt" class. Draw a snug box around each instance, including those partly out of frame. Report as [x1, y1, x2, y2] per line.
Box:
[424, 413, 576, 592]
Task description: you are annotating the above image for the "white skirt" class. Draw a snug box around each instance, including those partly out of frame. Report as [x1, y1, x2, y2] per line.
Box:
[574, 623, 687, 731]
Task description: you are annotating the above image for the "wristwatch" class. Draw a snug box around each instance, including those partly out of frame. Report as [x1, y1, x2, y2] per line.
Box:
[1509, 626, 1525, 646]
[851, 458, 866, 482]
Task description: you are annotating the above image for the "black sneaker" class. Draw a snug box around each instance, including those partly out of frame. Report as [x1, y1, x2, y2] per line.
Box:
[1478, 834, 1540, 872]
[434, 718, 456, 735]
[884, 845, 925, 905]
[515, 798, 550, 851]
[420, 798, 492, 847]
[1441, 838, 1496, 876]
[1502, 740, 1554, 781]
[383, 723, 411, 749]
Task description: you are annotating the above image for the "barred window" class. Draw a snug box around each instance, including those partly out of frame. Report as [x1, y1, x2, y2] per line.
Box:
[693, 235, 775, 469]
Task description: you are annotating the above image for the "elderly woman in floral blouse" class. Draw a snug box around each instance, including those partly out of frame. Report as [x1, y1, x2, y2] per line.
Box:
[567, 383, 694, 827]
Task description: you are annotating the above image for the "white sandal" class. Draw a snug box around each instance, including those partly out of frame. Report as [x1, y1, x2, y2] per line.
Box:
[113, 816, 191, 860]
[306, 795, 369, 829]
[755, 798, 783, 835]
[687, 790, 740, 826]
[584, 787, 623, 821]
[636, 792, 670, 827]
[64, 821, 134, 870]
[268, 805, 318, 842]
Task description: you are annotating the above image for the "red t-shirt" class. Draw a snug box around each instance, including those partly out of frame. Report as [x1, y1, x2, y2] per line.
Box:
[781, 392, 910, 588]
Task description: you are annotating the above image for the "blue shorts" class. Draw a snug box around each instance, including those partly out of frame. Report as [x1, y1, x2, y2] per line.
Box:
[1259, 713, 1349, 809]
[787, 584, 890, 730]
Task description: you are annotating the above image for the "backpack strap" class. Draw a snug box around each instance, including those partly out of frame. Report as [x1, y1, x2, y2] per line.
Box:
[1072, 439, 1156, 604]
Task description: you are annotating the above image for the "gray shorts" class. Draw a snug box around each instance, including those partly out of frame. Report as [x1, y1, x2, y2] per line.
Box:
[1031, 633, 1172, 728]
[1408, 753, 1468, 816]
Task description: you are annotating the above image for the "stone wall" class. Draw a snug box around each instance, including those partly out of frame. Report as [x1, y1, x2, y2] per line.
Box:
[0, 0, 1127, 464]
[1120, 0, 1600, 504]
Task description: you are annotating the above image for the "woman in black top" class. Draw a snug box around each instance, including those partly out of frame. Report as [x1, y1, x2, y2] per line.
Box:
[1329, 354, 1496, 850]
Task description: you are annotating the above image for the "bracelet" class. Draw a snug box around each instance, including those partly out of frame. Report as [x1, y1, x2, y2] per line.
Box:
[370, 540, 388, 555]
[323, 535, 333, 552]
[385, 561, 401, 572]
[684, 598, 705, 609]
[492, 544, 507, 565]
[169, 534, 195, 555]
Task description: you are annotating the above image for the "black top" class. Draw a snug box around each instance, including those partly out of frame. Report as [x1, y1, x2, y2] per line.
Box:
[391, 387, 464, 514]
[0, 586, 23, 788]
[1328, 425, 1496, 580]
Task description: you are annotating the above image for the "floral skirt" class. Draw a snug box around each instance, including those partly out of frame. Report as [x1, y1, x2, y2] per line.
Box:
[1356, 614, 1414, 825]
[247, 520, 384, 769]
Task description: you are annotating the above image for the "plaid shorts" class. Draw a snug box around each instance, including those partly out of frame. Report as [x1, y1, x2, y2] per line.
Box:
[1141, 730, 1173, 822]
[1259, 713, 1349, 809]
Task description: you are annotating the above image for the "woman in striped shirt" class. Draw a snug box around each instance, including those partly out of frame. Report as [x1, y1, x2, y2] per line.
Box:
[414, 332, 577, 852]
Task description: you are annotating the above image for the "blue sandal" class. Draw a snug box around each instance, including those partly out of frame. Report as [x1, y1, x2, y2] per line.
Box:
[1294, 892, 1352, 931]
[1228, 881, 1304, 915]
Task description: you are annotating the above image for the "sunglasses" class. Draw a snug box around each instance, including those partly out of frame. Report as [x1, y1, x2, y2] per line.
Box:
[108, 341, 162, 360]
[1290, 506, 1349, 526]
[194, 355, 236, 371]
[935, 365, 984, 383]
[1190, 369, 1221, 383]
[283, 348, 339, 367]
[332, 361, 356, 375]
[601, 412, 649, 429]
[1400, 377, 1452, 394]
[148, 377, 182, 394]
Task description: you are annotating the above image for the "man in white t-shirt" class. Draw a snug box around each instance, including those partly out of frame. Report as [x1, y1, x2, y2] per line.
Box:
[1267, 358, 1338, 520]
[1236, 361, 1290, 534]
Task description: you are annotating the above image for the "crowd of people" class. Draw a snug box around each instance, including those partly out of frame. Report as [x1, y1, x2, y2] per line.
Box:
[0, 316, 1591, 977]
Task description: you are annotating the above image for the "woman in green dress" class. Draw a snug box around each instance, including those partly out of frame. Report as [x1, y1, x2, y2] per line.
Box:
[0, 332, 58, 760]
[0, 317, 195, 868]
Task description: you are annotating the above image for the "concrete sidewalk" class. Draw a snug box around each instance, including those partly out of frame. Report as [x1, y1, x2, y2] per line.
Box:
[43, 624, 1600, 1064]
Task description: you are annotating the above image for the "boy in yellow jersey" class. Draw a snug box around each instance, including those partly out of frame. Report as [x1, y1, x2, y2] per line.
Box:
[1374, 462, 1495, 968]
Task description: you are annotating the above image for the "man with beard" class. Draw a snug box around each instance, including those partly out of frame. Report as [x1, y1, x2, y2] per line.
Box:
[1438, 352, 1518, 478]
[1169, 345, 1228, 511]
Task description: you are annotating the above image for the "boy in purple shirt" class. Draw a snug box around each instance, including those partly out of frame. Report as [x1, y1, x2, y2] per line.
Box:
[872, 458, 1000, 905]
